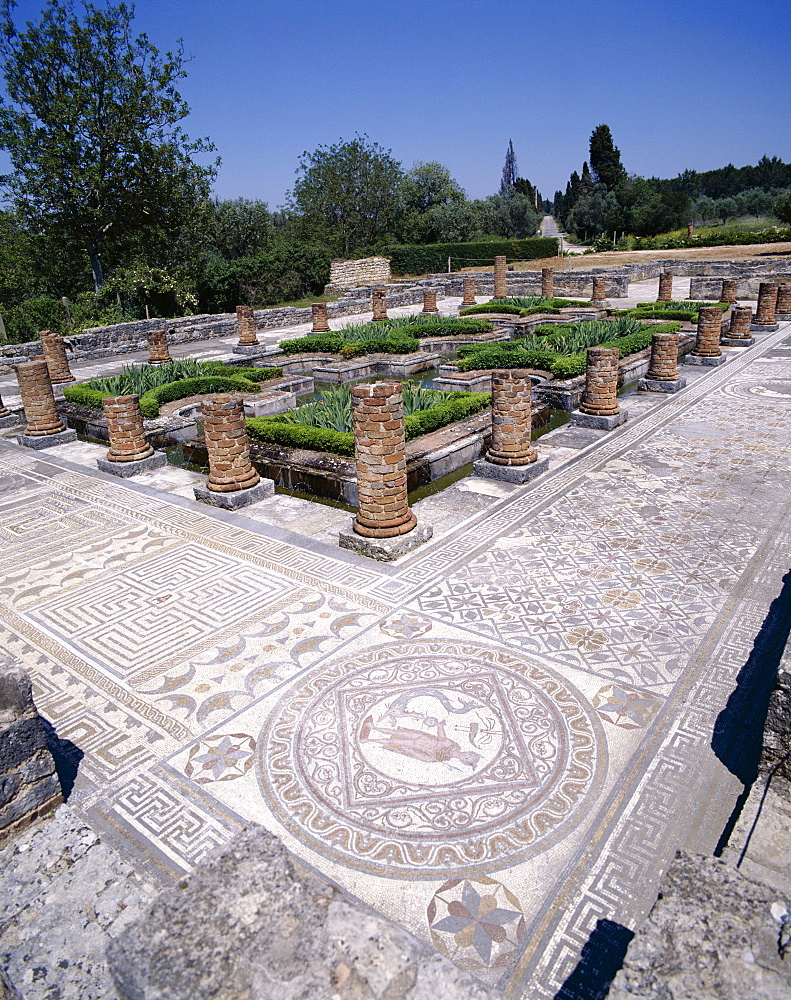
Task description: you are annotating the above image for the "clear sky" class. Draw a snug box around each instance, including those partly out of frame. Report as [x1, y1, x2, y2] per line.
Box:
[2, 0, 791, 207]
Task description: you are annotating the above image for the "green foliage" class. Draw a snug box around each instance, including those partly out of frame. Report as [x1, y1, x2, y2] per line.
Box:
[627, 228, 790, 251]
[527, 316, 643, 355]
[246, 390, 491, 455]
[386, 238, 559, 276]
[207, 199, 272, 260]
[138, 378, 258, 418]
[279, 333, 344, 355]
[2, 295, 65, 343]
[340, 332, 419, 358]
[279, 316, 494, 356]
[776, 193, 791, 226]
[0, 1, 218, 292]
[624, 301, 730, 322]
[589, 125, 627, 190]
[460, 296, 588, 317]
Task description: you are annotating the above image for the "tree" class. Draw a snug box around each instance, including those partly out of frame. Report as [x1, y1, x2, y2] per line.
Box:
[398, 160, 465, 243]
[774, 193, 791, 226]
[209, 199, 272, 260]
[565, 185, 620, 237]
[486, 190, 541, 239]
[500, 139, 517, 195]
[287, 134, 404, 255]
[428, 199, 496, 243]
[0, 0, 218, 292]
[589, 124, 626, 190]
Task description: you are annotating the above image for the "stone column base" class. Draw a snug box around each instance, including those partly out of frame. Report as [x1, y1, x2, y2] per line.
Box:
[339, 520, 433, 561]
[194, 478, 274, 509]
[685, 354, 726, 367]
[0, 413, 21, 428]
[97, 451, 167, 478]
[569, 409, 628, 431]
[232, 344, 263, 355]
[750, 323, 779, 332]
[776, 312, 791, 320]
[17, 428, 77, 449]
[146, 359, 172, 367]
[720, 336, 755, 347]
[638, 376, 687, 393]
[473, 456, 549, 483]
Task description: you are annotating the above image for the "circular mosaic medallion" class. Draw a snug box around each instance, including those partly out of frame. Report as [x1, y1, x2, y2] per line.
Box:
[723, 379, 791, 402]
[257, 640, 604, 877]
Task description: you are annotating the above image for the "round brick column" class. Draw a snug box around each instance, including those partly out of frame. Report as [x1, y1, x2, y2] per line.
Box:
[693, 306, 723, 357]
[236, 305, 259, 347]
[646, 332, 679, 381]
[657, 271, 673, 302]
[591, 276, 607, 302]
[579, 347, 620, 416]
[754, 283, 778, 325]
[461, 276, 477, 306]
[728, 306, 753, 338]
[372, 288, 388, 322]
[17, 360, 67, 436]
[351, 381, 417, 538]
[201, 395, 260, 493]
[541, 268, 554, 298]
[422, 290, 439, 314]
[493, 256, 507, 299]
[0, 392, 10, 418]
[147, 329, 172, 366]
[486, 371, 537, 466]
[102, 395, 153, 463]
[721, 279, 739, 304]
[39, 330, 75, 384]
[775, 282, 791, 317]
[311, 302, 330, 333]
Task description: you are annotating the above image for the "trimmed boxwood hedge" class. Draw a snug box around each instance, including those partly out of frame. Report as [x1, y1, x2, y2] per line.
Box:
[621, 301, 729, 323]
[246, 391, 491, 456]
[460, 297, 587, 317]
[385, 238, 559, 276]
[279, 317, 494, 357]
[456, 322, 682, 379]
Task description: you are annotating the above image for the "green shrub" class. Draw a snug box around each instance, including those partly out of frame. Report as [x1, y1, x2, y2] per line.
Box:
[280, 316, 493, 357]
[404, 392, 491, 439]
[624, 301, 729, 322]
[460, 296, 588, 317]
[279, 332, 344, 354]
[139, 376, 260, 418]
[385, 238, 559, 276]
[62, 384, 113, 409]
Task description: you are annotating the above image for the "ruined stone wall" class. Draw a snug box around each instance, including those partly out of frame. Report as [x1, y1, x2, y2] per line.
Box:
[327, 256, 392, 289]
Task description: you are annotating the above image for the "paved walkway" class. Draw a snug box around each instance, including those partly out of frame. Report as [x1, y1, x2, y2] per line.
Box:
[0, 307, 789, 998]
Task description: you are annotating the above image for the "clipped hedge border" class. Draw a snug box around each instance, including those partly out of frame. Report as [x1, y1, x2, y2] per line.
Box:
[279, 318, 495, 356]
[246, 391, 491, 456]
[460, 298, 587, 318]
[385, 238, 559, 276]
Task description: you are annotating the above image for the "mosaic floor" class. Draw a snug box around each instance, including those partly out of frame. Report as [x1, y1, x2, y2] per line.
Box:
[1, 322, 790, 998]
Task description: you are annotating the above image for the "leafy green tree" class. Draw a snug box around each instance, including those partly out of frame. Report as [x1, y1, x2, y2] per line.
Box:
[565, 185, 620, 237]
[0, 0, 218, 292]
[427, 199, 496, 243]
[398, 160, 465, 243]
[208, 199, 272, 260]
[773, 193, 791, 225]
[589, 124, 626, 190]
[486, 190, 541, 238]
[287, 134, 404, 255]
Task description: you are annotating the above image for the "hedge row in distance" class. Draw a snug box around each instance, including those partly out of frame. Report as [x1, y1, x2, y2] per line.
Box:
[385, 238, 559, 276]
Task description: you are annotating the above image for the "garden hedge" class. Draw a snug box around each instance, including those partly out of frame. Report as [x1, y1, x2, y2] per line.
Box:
[385, 238, 559, 276]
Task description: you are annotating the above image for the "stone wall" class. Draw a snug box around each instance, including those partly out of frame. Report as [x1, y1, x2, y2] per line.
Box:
[327, 256, 392, 289]
[0, 658, 62, 839]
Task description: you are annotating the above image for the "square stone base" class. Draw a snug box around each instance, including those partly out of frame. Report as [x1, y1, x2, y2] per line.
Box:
[194, 478, 274, 509]
[16, 428, 77, 449]
[750, 323, 779, 332]
[97, 451, 167, 478]
[720, 336, 755, 347]
[569, 409, 628, 431]
[685, 353, 726, 366]
[638, 377, 687, 393]
[0, 413, 21, 428]
[339, 520, 433, 561]
[232, 344, 263, 355]
[473, 455, 549, 483]
[777, 313, 791, 321]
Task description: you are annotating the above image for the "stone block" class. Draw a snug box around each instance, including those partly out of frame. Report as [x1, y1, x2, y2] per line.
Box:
[16, 428, 77, 449]
[97, 452, 167, 478]
[0, 413, 21, 428]
[570, 409, 628, 430]
[750, 322, 780, 332]
[638, 376, 687, 393]
[720, 336, 755, 347]
[474, 455, 549, 483]
[194, 478, 274, 509]
[232, 344, 266, 355]
[339, 519, 433, 561]
[684, 354, 727, 367]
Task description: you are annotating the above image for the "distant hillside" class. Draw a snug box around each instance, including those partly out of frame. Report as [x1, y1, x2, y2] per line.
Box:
[653, 155, 791, 199]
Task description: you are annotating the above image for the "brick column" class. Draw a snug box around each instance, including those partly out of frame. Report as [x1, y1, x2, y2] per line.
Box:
[16, 359, 76, 447]
[775, 282, 791, 319]
[721, 279, 739, 304]
[639, 332, 686, 393]
[311, 302, 330, 333]
[461, 276, 477, 306]
[493, 256, 507, 299]
[0, 393, 8, 418]
[98, 395, 165, 477]
[39, 329, 75, 384]
[541, 268, 554, 298]
[570, 347, 628, 429]
[0, 390, 17, 428]
[728, 306, 753, 339]
[753, 282, 778, 327]
[657, 271, 673, 302]
[591, 276, 607, 302]
[147, 329, 172, 366]
[236, 305, 259, 346]
[372, 288, 388, 322]
[473, 371, 550, 484]
[422, 290, 439, 313]
[193, 395, 273, 509]
[692, 306, 723, 358]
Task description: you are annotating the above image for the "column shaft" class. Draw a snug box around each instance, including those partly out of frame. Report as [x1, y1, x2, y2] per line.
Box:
[102, 395, 154, 462]
[486, 371, 537, 466]
[693, 307, 723, 357]
[39, 330, 75, 384]
[17, 360, 67, 435]
[236, 305, 259, 346]
[579, 347, 620, 416]
[201, 395, 260, 492]
[493, 256, 507, 299]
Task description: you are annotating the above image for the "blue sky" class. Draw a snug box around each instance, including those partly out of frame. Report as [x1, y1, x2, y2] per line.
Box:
[3, 0, 791, 208]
